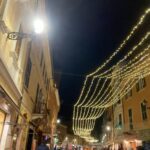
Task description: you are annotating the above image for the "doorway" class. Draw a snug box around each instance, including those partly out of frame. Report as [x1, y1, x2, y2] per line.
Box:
[26, 128, 34, 150]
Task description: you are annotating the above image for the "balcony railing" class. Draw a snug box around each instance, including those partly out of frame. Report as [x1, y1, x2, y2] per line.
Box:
[34, 102, 47, 114]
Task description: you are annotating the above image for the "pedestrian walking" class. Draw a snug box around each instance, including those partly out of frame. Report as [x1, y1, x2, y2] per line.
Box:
[54, 145, 57, 150]
[36, 139, 49, 150]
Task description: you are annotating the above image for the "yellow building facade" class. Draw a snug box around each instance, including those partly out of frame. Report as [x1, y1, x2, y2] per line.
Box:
[101, 70, 150, 149]
[122, 75, 150, 149]
[0, 0, 60, 150]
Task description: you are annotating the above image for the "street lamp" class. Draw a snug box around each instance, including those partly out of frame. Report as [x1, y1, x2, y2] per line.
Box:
[65, 137, 68, 141]
[106, 125, 111, 131]
[105, 125, 114, 149]
[57, 119, 61, 124]
[33, 18, 44, 34]
[7, 18, 45, 40]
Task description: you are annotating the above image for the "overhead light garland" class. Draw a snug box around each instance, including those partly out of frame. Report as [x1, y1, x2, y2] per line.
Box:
[73, 7, 150, 139]
[74, 8, 150, 107]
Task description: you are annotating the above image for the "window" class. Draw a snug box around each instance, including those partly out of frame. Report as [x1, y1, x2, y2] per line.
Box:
[15, 25, 23, 56]
[136, 77, 146, 91]
[43, 63, 45, 76]
[44, 72, 47, 84]
[34, 84, 45, 113]
[34, 84, 40, 113]
[34, 87, 46, 113]
[35, 84, 39, 102]
[116, 96, 121, 105]
[125, 84, 132, 99]
[24, 56, 32, 88]
[125, 89, 132, 99]
[40, 52, 43, 67]
[117, 100, 121, 104]
[128, 109, 133, 130]
[114, 103, 117, 108]
[141, 102, 147, 120]
[118, 114, 122, 126]
[24, 41, 32, 88]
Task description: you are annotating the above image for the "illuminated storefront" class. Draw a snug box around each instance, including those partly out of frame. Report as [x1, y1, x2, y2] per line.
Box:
[0, 110, 6, 140]
[123, 139, 142, 150]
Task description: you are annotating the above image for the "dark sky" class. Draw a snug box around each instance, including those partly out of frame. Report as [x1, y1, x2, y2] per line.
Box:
[46, 0, 150, 125]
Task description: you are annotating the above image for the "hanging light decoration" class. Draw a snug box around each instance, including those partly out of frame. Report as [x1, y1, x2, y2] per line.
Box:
[73, 8, 150, 138]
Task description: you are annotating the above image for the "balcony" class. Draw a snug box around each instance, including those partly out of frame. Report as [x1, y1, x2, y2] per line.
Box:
[32, 102, 49, 120]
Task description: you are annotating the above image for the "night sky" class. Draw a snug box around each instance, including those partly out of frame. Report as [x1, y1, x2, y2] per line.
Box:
[46, 0, 150, 127]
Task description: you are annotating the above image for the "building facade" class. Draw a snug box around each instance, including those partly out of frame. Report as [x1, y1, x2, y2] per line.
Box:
[56, 124, 68, 145]
[0, 0, 60, 150]
[122, 74, 150, 149]
[100, 73, 150, 150]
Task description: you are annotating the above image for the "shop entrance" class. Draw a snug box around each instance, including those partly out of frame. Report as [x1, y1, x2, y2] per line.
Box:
[26, 128, 34, 150]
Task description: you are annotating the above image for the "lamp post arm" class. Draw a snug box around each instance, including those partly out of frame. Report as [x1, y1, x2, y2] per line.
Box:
[7, 32, 34, 40]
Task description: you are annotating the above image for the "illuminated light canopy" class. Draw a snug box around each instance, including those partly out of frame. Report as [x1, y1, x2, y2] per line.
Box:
[72, 7, 150, 139]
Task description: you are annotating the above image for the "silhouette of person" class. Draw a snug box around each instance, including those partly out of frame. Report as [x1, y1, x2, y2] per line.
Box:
[36, 139, 49, 150]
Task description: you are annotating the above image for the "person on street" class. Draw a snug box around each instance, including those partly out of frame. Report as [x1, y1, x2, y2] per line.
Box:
[36, 139, 49, 150]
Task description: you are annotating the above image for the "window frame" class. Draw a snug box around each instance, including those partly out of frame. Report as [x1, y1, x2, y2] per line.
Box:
[24, 41, 32, 88]
[128, 108, 133, 130]
[141, 102, 148, 121]
[118, 113, 122, 127]
[40, 51, 43, 67]
[136, 77, 146, 92]
[24, 56, 32, 88]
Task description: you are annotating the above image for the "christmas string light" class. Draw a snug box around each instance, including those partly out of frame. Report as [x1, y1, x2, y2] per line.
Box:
[89, 8, 150, 76]
[75, 32, 150, 110]
[80, 44, 150, 109]
[73, 8, 150, 138]
[74, 108, 105, 135]
[74, 8, 150, 110]
[95, 32, 150, 78]
[76, 108, 105, 131]
[73, 57, 150, 135]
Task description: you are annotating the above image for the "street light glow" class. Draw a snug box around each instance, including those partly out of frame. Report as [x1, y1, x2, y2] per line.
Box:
[106, 126, 111, 131]
[65, 137, 68, 141]
[57, 119, 61, 124]
[33, 18, 44, 34]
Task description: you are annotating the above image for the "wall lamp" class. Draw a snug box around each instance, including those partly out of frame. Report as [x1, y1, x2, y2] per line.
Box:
[7, 18, 44, 40]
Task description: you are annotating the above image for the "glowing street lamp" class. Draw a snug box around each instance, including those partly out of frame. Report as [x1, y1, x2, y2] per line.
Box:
[33, 18, 44, 34]
[65, 137, 68, 141]
[57, 119, 61, 124]
[106, 125, 111, 131]
[74, 139, 77, 142]
[7, 18, 45, 40]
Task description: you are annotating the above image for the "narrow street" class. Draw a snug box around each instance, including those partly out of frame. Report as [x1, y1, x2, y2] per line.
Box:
[0, 0, 150, 150]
